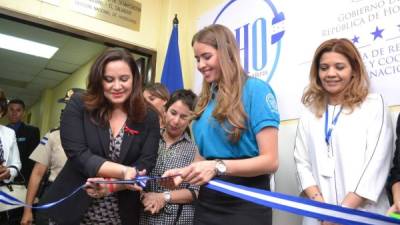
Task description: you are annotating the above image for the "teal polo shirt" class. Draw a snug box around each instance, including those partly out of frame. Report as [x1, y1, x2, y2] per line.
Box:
[192, 78, 280, 159]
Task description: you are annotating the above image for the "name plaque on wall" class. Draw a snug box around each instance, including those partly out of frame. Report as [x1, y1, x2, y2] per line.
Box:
[40, 0, 141, 31]
[71, 0, 141, 31]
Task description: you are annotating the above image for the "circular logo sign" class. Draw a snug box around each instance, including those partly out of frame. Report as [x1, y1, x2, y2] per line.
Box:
[213, 0, 285, 83]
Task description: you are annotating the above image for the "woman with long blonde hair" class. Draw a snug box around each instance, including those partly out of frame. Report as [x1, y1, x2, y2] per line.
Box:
[164, 24, 280, 225]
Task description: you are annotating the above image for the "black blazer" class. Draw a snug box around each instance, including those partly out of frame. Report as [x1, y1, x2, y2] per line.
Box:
[388, 114, 400, 195]
[7, 122, 40, 182]
[40, 94, 160, 225]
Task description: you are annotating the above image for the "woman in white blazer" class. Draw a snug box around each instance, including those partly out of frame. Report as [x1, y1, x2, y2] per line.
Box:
[0, 88, 21, 183]
[294, 39, 393, 225]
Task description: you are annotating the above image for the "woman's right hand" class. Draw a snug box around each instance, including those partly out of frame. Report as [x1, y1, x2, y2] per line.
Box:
[162, 160, 217, 187]
[123, 167, 146, 191]
[179, 160, 217, 186]
[20, 208, 33, 225]
[162, 168, 184, 188]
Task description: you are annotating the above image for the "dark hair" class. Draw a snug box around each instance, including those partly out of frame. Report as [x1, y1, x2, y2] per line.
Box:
[0, 89, 7, 117]
[83, 48, 146, 125]
[165, 89, 197, 137]
[8, 99, 25, 110]
[165, 89, 197, 112]
[144, 83, 170, 102]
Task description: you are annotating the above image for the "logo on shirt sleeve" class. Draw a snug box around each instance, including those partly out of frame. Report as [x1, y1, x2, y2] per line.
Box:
[266, 93, 279, 113]
[40, 136, 48, 145]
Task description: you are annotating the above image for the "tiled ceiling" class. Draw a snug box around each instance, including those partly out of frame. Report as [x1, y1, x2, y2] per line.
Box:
[0, 16, 106, 107]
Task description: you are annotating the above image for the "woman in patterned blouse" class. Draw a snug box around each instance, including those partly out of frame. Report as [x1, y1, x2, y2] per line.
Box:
[139, 89, 199, 225]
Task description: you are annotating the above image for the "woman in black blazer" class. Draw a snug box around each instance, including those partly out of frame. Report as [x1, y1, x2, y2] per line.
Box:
[40, 48, 160, 225]
[388, 113, 400, 214]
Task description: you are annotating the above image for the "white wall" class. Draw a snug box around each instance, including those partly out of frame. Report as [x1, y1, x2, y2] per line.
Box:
[274, 120, 303, 224]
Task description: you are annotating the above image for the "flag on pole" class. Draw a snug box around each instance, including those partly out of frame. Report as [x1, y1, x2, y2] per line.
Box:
[161, 14, 184, 93]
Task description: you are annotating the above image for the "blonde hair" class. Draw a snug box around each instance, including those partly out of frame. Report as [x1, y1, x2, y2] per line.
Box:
[192, 24, 247, 142]
[302, 38, 369, 117]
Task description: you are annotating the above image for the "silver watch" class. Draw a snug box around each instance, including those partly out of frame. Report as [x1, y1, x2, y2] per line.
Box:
[215, 159, 227, 176]
[163, 191, 171, 203]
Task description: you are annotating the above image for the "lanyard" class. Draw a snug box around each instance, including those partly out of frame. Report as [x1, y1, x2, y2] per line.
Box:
[324, 105, 343, 146]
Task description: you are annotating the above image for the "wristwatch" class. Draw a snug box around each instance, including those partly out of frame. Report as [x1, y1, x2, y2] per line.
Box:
[215, 159, 227, 176]
[163, 191, 171, 203]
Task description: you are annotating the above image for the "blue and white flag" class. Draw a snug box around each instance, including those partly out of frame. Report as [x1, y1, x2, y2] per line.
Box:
[161, 15, 184, 93]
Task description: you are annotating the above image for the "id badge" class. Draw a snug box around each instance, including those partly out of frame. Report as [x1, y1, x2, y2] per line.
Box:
[17, 137, 26, 142]
[320, 156, 335, 177]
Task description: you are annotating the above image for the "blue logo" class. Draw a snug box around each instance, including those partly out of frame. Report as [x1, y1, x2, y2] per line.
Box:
[266, 93, 279, 114]
[213, 0, 285, 83]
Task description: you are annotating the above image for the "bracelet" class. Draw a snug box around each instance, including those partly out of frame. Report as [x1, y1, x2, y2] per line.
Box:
[310, 192, 322, 200]
[188, 189, 197, 201]
[108, 183, 114, 193]
[104, 178, 114, 193]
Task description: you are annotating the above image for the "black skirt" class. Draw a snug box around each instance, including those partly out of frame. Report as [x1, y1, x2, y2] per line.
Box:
[194, 174, 272, 225]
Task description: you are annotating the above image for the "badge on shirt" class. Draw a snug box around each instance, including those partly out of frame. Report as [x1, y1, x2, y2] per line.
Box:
[320, 155, 335, 177]
[17, 137, 26, 142]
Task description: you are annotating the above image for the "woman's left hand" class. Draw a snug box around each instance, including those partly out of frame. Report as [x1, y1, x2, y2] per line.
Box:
[85, 177, 109, 198]
[141, 192, 166, 214]
[180, 160, 217, 186]
[387, 201, 400, 215]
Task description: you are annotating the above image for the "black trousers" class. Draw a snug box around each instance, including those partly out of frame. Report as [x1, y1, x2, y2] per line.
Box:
[0, 207, 23, 225]
[194, 174, 272, 225]
[35, 181, 55, 225]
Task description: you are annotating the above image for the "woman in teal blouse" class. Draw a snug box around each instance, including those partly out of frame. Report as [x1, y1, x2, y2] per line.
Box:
[164, 24, 280, 225]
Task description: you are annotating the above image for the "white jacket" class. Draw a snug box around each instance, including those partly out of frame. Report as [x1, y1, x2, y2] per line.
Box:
[0, 125, 22, 182]
[294, 93, 394, 224]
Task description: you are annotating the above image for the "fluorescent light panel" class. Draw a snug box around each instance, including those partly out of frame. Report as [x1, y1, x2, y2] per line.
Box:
[0, 33, 58, 59]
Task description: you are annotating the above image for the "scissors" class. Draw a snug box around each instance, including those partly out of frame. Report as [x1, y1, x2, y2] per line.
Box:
[92, 175, 180, 188]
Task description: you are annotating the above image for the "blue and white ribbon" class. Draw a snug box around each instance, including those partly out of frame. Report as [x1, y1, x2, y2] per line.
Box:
[206, 179, 400, 225]
[1, 177, 400, 224]
[0, 175, 173, 209]
[0, 184, 85, 209]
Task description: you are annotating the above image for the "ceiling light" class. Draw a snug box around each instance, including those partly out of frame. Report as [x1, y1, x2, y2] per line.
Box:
[0, 33, 58, 59]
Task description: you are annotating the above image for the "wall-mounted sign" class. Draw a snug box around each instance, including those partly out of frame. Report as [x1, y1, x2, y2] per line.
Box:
[39, 0, 141, 31]
[70, 0, 141, 31]
[197, 0, 400, 120]
[39, 0, 61, 6]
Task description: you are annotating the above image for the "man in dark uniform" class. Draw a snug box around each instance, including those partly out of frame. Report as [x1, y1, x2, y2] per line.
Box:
[7, 99, 40, 184]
